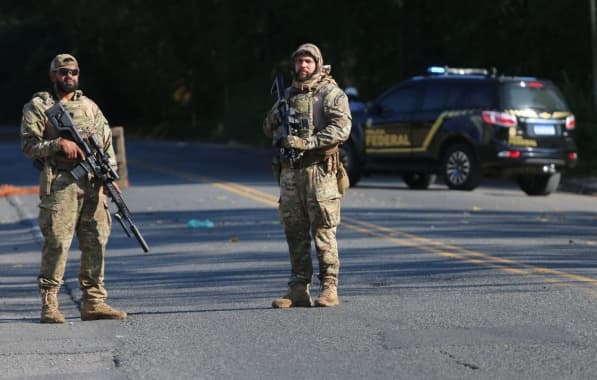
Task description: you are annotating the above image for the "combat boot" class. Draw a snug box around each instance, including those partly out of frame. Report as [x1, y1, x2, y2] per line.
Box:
[315, 277, 339, 307]
[40, 288, 65, 323]
[272, 282, 312, 308]
[81, 301, 127, 321]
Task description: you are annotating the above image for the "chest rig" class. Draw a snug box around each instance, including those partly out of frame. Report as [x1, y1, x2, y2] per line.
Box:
[287, 87, 316, 140]
[277, 83, 339, 170]
[39, 91, 104, 170]
[41, 92, 102, 142]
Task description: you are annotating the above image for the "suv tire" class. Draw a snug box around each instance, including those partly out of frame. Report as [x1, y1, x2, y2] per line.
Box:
[442, 143, 480, 191]
[340, 143, 361, 186]
[402, 173, 436, 189]
[517, 172, 561, 196]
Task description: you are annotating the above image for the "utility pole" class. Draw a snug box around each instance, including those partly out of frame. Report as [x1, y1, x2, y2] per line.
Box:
[589, 0, 597, 177]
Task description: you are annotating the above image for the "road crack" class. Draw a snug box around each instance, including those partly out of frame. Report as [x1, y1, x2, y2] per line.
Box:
[440, 350, 480, 370]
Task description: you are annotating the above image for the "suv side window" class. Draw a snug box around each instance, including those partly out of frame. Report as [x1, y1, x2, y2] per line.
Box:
[377, 84, 422, 114]
[456, 82, 497, 109]
[421, 81, 463, 111]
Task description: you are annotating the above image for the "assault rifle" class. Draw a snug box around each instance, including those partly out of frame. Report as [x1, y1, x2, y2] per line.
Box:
[270, 73, 303, 168]
[44, 102, 149, 252]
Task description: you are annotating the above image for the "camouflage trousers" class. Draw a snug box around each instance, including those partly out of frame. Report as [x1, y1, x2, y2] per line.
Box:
[37, 168, 112, 301]
[278, 163, 341, 285]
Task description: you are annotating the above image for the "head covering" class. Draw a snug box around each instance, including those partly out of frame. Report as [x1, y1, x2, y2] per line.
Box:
[49, 53, 79, 72]
[292, 43, 323, 76]
[290, 43, 337, 91]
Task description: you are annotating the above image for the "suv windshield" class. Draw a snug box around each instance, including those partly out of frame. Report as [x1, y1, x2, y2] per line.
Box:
[502, 81, 569, 111]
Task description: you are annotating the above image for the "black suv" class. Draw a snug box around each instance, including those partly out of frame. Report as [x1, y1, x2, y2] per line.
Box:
[341, 66, 578, 195]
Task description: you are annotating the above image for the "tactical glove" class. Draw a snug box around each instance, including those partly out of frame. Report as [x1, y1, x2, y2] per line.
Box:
[282, 136, 308, 150]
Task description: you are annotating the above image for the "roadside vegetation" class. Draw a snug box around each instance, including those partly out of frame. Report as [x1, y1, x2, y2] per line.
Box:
[1, 0, 595, 173]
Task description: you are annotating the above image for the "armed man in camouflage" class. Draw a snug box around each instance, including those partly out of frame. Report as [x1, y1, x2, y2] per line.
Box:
[264, 43, 352, 308]
[21, 53, 127, 323]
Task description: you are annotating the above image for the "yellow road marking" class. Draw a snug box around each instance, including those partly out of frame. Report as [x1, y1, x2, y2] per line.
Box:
[346, 218, 597, 289]
[132, 160, 597, 296]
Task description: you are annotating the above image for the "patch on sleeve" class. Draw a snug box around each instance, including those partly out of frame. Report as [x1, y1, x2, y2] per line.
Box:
[333, 92, 346, 107]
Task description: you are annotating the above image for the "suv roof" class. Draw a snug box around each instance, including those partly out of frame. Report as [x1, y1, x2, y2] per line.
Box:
[416, 65, 551, 82]
[384, 68, 571, 112]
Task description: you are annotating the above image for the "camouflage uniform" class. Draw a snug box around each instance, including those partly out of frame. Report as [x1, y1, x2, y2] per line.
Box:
[264, 43, 352, 307]
[21, 53, 125, 322]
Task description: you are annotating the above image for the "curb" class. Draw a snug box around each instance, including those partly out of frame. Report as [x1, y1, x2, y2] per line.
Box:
[560, 177, 597, 196]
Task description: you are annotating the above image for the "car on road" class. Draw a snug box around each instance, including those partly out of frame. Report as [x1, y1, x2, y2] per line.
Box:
[340, 66, 578, 195]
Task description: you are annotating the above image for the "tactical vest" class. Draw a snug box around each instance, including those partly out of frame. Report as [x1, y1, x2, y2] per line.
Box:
[36, 91, 105, 169]
[287, 89, 314, 139]
[282, 83, 339, 167]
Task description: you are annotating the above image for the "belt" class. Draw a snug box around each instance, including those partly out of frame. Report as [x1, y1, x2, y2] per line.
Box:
[281, 154, 322, 169]
[280, 145, 340, 169]
[52, 162, 79, 171]
[47, 157, 80, 171]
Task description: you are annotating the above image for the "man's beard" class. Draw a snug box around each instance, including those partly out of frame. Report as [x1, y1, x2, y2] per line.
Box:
[296, 71, 314, 82]
[56, 80, 78, 93]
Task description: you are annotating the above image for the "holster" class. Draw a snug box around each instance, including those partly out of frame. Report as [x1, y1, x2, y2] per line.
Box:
[40, 163, 54, 196]
[336, 162, 350, 195]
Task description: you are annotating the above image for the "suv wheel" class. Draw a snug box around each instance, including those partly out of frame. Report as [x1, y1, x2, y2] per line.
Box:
[517, 172, 561, 196]
[402, 173, 436, 189]
[442, 143, 480, 191]
[340, 143, 361, 186]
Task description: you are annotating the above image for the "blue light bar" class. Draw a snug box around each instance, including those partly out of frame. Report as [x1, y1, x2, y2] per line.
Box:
[427, 66, 490, 76]
[427, 66, 446, 74]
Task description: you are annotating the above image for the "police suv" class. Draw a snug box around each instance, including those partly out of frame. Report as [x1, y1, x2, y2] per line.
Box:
[341, 66, 578, 195]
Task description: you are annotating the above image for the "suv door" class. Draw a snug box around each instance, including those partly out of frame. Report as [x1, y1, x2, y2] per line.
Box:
[411, 80, 464, 159]
[364, 83, 423, 158]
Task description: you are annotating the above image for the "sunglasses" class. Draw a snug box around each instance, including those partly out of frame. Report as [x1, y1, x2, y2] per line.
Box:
[55, 68, 79, 76]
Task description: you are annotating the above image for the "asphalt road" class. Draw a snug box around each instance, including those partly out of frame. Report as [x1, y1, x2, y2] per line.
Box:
[1, 138, 596, 379]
